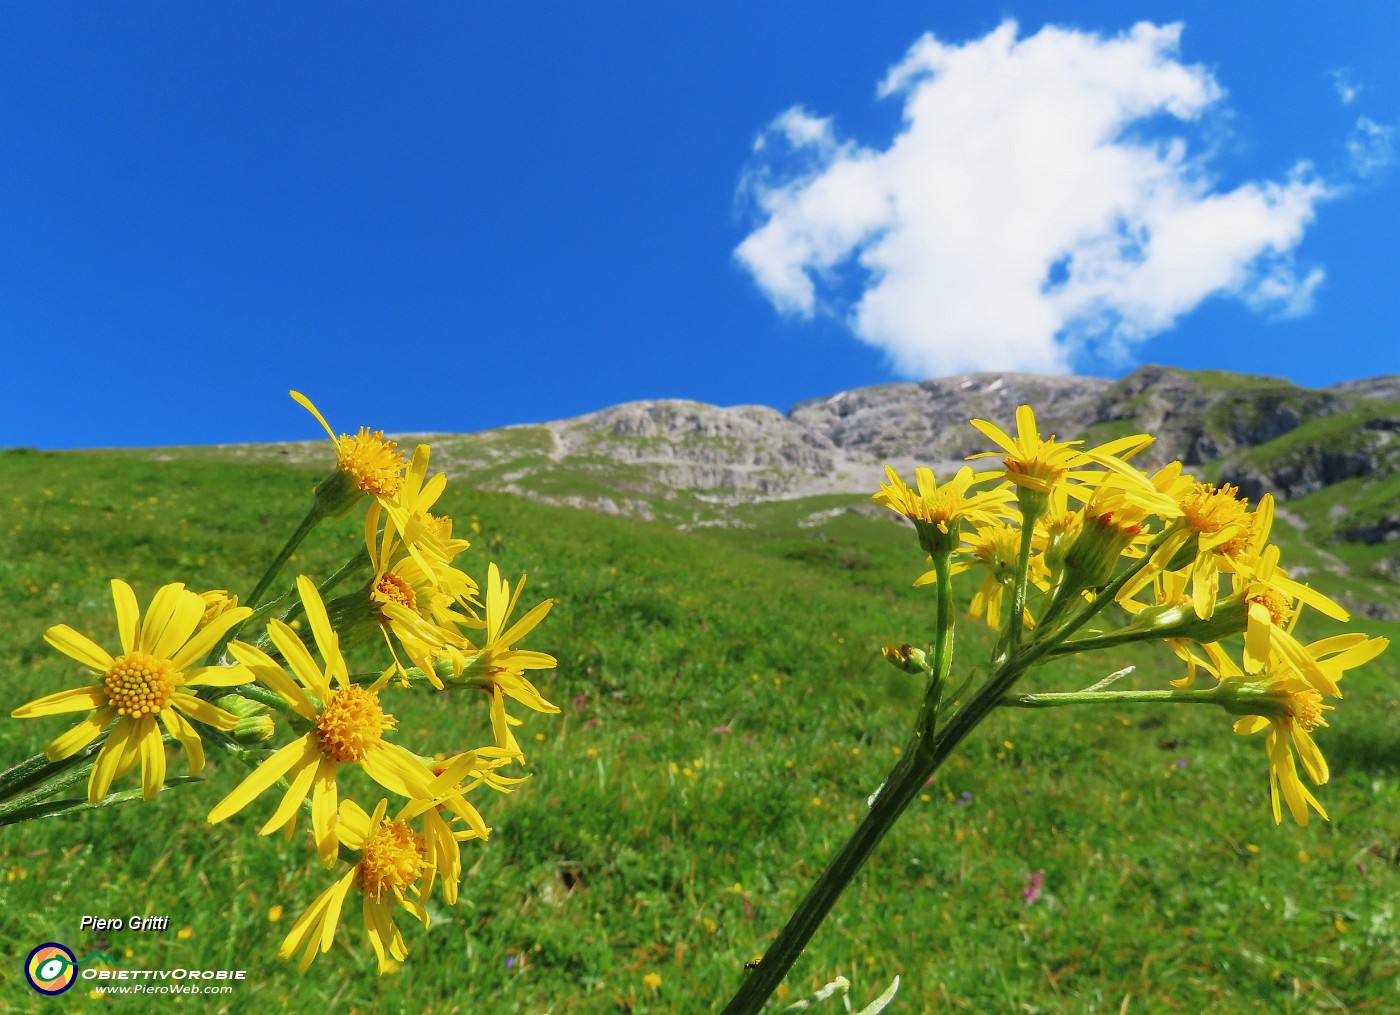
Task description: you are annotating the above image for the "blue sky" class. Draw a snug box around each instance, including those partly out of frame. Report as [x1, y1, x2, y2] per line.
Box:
[3, 3, 1397, 449]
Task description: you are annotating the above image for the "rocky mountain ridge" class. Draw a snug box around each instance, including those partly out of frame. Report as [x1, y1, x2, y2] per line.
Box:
[451, 365, 1399, 533]
[128, 363, 1400, 544]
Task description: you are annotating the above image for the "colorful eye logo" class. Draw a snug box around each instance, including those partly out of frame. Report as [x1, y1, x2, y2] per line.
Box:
[25, 942, 77, 995]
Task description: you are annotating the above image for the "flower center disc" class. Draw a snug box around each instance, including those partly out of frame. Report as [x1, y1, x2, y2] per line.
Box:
[1182, 483, 1251, 536]
[1250, 588, 1292, 628]
[315, 686, 393, 762]
[337, 428, 405, 498]
[374, 573, 418, 614]
[358, 820, 427, 900]
[1287, 689, 1327, 732]
[104, 652, 178, 717]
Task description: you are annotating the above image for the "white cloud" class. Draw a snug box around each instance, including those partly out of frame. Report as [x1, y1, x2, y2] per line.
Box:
[1347, 116, 1395, 178]
[1330, 68, 1361, 106]
[735, 20, 1333, 378]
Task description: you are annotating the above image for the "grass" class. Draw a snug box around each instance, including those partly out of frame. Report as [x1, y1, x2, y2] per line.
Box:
[0, 449, 1397, 1013]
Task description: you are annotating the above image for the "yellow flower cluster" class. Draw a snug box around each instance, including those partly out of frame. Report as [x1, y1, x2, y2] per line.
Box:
[11, 392, 560, 972]
[875, 404, 1387, 826]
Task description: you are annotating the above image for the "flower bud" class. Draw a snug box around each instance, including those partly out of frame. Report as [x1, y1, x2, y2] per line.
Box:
[882, 643, 930, 675]
[213, 694, 277, 744]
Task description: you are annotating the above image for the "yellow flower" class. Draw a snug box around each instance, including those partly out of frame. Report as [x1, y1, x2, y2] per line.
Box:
[447, 564, 558, 755]
[210, 577, 477, 867]
[1149, 482, 1269, 619]
[1228, 632, 1385, 825]
[643, 972, 663, 990]
[1119, 569, 1233, 687]
[13, 580, 251, 804]
[871, 465, 1015, 555]
[278, 798, 442, 973]
[291, 391, 406, 503]
[375, 445, 474, 588]
[1233, 545, 1350, 695]
[955, 522, 1048, 630]
[366, 520, 476, 688]
[967, 405, 1153, 506]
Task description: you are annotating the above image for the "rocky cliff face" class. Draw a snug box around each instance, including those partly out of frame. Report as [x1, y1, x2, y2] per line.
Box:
[458, 364, 1392, 511]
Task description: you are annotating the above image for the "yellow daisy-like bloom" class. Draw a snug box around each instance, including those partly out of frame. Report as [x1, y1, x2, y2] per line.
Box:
[1149, 483, 1270, 620]
[1235, 675, 1332, 826]
[12, 580, 252, 804]
[423, 750, 527, 902]
[952, 522, 1048, 631]
[366, 512, 477, 688]
[291, 391, 406, 502]
[968, 405, 1154, 505]
[1118, 569, 1233, 687]
[1229, 632, 1387, 825]
[210, 576, 479, 867]
[278, 798, 450, 973]
[374, 445, 475, 593]
[872, 465, 1016, 556]
[1233, 545, 1350, 695]
[448, 564, 559, 755]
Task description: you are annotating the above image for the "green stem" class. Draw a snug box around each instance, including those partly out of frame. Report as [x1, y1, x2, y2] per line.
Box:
[0, 741, 103, 810]
[1002, 677, 1282, 716]
[244, 506, 325, 610]
[204, 506, 326, 666]
[1029, 524, 1180, 659]
[722, 525, 1186, 1012]
[921, 552, 956, 733]
[722, 651, 1028, 1014]
[1001, 686, 1229, 709]
[1004, 507, 1041, 657]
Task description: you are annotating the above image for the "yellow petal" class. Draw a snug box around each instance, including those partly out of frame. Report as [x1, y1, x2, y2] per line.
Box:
[266, 620, 331, 706]
[111, 579, 140, 656]
[113, 724, 142, 779]
[1014, 405, 1037, 448]
[363, 897, 391, 971]
[1232, 715, 1268, 736]
[227, 641, 318, 720]
[1191, 553, 1218, 620]
[1291, 727, 1329, 785]
[43, 626, 114, 673]
[498, 599, 555, 652]
[261, 753, 322, 836]
[484, 563, 507, 643]
[317, 868, 357, 953]
[493, 648, 557, 673]
[361, 742, 433, 800]
[137, 715, 166, 799]
[161, 709, 205, 775]
[497, 672, 559, 714]
[171, 693, 239, 731]
[337, 798, 373, 850]
[289, 390, 338, 441]
[208, 734, 318, 825]
[44, 707, 117, 760]
[312, 757, 340, 869]
[1244, 603, 1273, 671]
[297, 576, 348, 689]
[88, 719, 135, 804]
[181, 664, 250, 690]
[170, 606, 254, 671]
[15, 684, 107, 719]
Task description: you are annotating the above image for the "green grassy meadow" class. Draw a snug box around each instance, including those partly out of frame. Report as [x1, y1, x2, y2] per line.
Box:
[0, 448, 1397, 1013]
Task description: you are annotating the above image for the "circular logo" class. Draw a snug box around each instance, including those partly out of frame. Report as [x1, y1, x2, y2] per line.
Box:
[25, 942, 77, 995]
